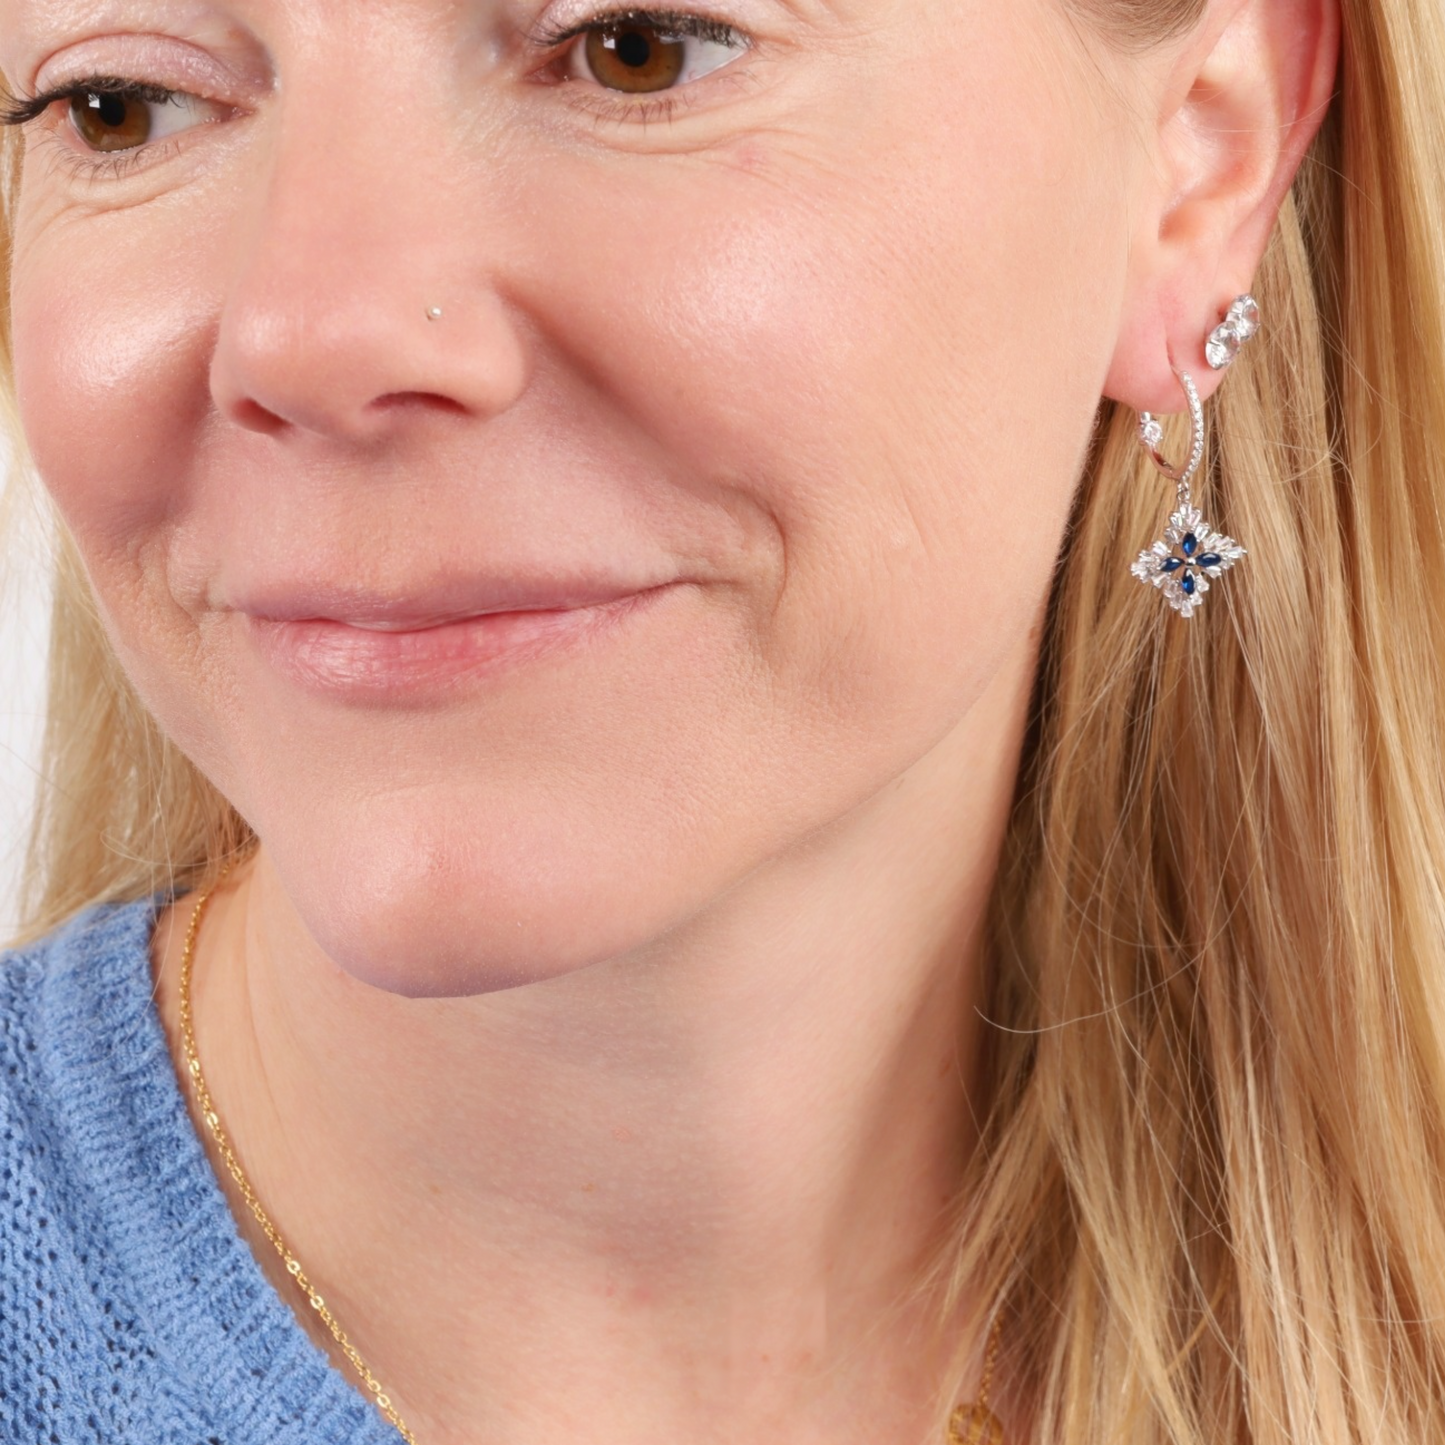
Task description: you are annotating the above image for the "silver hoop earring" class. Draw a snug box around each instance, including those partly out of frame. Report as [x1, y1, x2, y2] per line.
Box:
[1129, 300, 1255, 619]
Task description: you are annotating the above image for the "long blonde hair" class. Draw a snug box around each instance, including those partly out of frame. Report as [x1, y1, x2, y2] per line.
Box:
[5, 1, 1445, 1440]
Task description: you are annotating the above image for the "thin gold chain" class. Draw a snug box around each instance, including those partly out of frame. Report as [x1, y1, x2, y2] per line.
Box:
[977, 1310, 1004, 1411]
[948, 1309, 1007, 1443]
[178, 883, 419, 1443]
[178, 881, 1005, 1444]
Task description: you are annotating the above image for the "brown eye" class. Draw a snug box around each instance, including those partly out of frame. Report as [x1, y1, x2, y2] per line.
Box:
[567, 17, 748, 97]
[69, 90, 152, 152]
[584, 24, 687, 93]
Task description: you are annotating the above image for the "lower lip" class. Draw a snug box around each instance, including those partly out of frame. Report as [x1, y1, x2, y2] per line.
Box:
[246, 587, 674, 699]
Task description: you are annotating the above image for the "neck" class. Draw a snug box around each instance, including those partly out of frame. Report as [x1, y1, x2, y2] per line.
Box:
[152, 648, 1034, 1445]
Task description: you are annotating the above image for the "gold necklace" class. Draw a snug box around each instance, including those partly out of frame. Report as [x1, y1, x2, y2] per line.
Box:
[177, 884, 419, 1443]
[177, 883, 1006, 1444]
[948, 1311, 1006, 1444]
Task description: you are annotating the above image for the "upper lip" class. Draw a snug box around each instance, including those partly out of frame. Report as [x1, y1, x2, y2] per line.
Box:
[231, 576, 676, 631]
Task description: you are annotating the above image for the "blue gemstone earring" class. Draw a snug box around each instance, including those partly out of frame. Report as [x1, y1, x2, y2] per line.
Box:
[1130, 295, 1256, 619]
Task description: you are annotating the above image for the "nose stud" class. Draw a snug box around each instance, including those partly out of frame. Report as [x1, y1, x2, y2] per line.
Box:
[425, 305, 443, 321]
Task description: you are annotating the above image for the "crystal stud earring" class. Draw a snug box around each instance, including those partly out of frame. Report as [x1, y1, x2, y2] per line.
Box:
[1129, 302, 1254, 618]
[1204, 293, 1260, 371]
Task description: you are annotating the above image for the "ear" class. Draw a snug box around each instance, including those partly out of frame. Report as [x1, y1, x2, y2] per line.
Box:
[1102, 0, 1341, 413]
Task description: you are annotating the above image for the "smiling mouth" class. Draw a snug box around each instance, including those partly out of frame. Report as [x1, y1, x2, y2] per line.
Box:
[241, 583, 683, 700]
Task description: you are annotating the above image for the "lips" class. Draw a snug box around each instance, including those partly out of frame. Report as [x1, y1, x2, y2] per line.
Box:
[234, 574, 669, 628]
[233, 576, 681, 698]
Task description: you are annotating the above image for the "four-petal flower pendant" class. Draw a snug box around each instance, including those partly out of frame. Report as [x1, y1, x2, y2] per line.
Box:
[1130, 504, 1246, 618]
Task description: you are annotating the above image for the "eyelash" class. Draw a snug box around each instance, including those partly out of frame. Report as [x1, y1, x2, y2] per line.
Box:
[0, 8, 750, 180]
[530, 6, 743, 53]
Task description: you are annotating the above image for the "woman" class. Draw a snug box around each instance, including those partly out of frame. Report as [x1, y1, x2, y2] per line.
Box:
[2, 0, 1443, 1439]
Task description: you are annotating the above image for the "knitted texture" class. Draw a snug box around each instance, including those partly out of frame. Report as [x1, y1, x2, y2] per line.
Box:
[0, 898, 405, 1444]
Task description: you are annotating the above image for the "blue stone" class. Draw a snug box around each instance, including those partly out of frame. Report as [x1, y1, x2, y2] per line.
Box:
[1161, 557, 1184, 573]
[1182, 533, 1198, 557]
[1181, 573, 1196, 596]
[1197, 553, 1222, 568]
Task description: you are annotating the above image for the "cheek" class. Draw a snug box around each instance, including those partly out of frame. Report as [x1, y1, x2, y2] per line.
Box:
[12, 194, 219, 538]
[10, 190, 228, 710]
[10, 177, 260, 772]
[516, 20, 1128, 737]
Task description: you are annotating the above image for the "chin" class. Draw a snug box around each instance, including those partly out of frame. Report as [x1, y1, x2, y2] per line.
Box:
[253, 788, 725, 998]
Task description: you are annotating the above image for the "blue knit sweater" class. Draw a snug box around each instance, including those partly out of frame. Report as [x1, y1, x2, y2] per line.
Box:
[0, 897, 405, 1444]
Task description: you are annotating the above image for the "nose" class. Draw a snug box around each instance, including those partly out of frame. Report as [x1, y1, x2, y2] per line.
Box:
[209, 81, 529, 444]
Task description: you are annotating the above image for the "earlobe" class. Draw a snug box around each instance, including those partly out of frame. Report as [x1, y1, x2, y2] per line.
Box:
[1102, 0, 1341, 413]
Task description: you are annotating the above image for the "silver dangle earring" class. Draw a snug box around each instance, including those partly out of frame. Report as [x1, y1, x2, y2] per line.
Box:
[1130, 294, 1257, 619]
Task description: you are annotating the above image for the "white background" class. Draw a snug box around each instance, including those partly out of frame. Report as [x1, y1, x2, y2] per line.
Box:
[0, 454, 54, 942]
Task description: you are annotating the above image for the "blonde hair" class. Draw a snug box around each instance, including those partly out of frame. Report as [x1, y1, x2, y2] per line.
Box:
[4, 0, 1445, 1441]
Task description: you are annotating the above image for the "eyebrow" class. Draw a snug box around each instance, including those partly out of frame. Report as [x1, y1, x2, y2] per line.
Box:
[0, 0, 840, 83]
[2, 0, 216, 71]
[7, 0, 214, 38]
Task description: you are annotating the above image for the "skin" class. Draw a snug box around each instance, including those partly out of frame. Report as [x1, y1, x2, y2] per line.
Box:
[2, 0, 1338, 1439]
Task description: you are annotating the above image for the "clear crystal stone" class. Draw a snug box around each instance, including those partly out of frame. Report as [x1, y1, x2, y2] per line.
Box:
[1141, 415, 1164, 448]
[1206, 324, 1241, 370]
[1227, 294, 1260, 340]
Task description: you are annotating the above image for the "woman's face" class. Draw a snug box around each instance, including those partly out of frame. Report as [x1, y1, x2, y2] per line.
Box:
[4, 0, 1146, 991]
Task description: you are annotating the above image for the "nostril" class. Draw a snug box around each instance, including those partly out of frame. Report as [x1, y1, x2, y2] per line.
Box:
[368, 391, 470, 418]
[229, 396, 288, 435]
